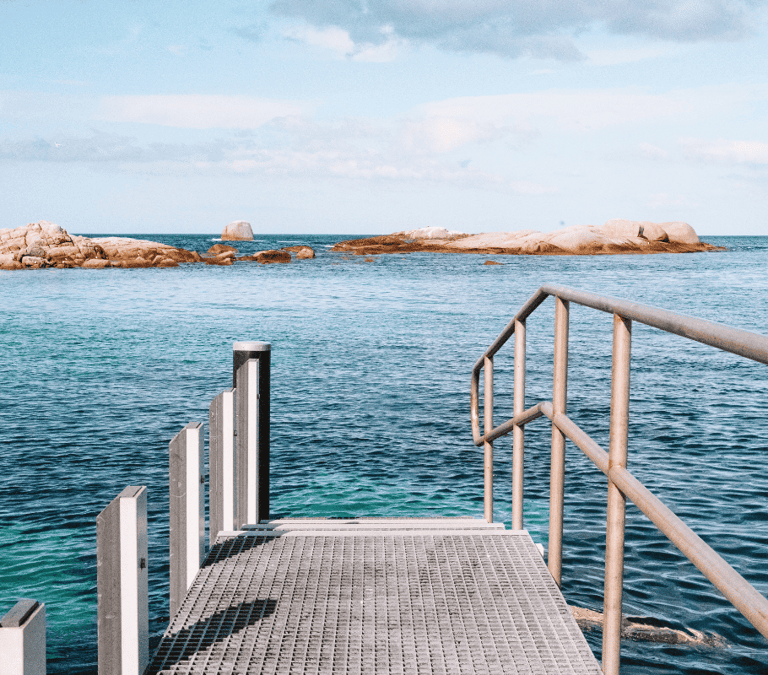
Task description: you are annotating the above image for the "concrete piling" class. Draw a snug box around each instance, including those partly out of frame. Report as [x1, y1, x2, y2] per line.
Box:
[97, 486, 148, 675]
[209, 389, 235, 546]
[233, 342, 270, 527]
[169, 423, 205, 618]
[0, 599, 46, 675]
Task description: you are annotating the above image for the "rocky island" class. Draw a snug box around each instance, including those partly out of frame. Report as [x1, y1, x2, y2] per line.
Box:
[0, 221, 314, 270]
[332, 220, 720, 256]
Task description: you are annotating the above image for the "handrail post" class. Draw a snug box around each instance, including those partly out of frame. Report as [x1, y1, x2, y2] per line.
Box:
[483, 356, 494, 522]
[603, 314, 632, 675]
[512, 318, 526, 530]
[549, 297, 569, 586]
[234, 341, 271, 527]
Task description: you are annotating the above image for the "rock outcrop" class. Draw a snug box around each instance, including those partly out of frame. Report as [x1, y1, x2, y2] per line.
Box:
[282, 245, 315, 259]
[238, 250, 291, 264]
[332, 221, 719, 256]
[221, 221, 254, 241]
[0, 222, 200, 270]
[207, 244, 238, 255]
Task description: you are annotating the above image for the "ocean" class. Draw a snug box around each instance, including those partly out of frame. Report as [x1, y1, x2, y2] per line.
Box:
[1, 234, 766, 674]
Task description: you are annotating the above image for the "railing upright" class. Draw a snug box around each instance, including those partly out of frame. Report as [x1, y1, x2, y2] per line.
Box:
[549, 297, 569, 586]
[483, 356, 493, 523]
[603, 314, 632, 675]
[511, 318, 526, 530]
[471, 284, 768, 669]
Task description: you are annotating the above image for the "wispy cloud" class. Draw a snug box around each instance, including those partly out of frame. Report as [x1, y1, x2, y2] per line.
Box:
[585, 46, 671, 66]
[647, 192, 698, 209]
[231, 23, 265, 43]
[96, 95, 313, 129]
[283, 24, 405, 61]
[680, 138, 768, 165]
[414, 89, 693, 133]
[0, 126, 554, 195]
[637, 142, 670, 160]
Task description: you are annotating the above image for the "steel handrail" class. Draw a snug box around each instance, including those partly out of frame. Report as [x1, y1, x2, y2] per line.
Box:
[471, 285, 768, 446]
[470, 285, 768, 675]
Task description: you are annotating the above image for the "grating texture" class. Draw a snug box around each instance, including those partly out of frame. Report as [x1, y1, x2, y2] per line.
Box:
[146, 523, 601, 674]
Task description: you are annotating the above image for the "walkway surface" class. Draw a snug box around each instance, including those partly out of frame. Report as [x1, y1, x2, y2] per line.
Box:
[146, 518, 602, 674]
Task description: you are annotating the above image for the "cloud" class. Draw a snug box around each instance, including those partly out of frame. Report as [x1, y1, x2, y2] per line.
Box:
[96, 95, 312, 129]
[283, 24, 404, 61]
[586, 46, 671, 66]
[414, 89, 693, 134]
[637, 142, 670, 160]
[284, 25, 354, 54]
[647, 192, 698, 208]
[268, 0, 763, 60]
[0, 128, 554, 194]
[231, 23, 265, 43]
[680, 138, 768, 165]
[398, 117, 512, 154]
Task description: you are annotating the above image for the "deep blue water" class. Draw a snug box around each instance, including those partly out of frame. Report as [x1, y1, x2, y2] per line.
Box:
[1, 234, 767, 674]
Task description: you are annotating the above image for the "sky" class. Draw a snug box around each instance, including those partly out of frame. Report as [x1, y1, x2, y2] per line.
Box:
[1, 0, 767, 235]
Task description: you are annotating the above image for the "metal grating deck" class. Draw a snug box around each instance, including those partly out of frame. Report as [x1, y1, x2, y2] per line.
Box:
[146, 519, 601, 674]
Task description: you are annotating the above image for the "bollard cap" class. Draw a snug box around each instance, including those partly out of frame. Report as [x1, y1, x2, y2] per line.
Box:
[233, 341, 271, 352]
[1, 599, 39, 628]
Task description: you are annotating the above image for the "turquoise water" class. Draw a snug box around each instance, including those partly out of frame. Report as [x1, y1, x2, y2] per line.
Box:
[1, 235, 767, 673]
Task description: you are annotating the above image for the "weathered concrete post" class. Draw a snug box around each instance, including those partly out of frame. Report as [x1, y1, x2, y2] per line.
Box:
[97, 486, 148, 675]
[233, 342, 270, 527]
[209, 389, 235, 546]
[169, 422, 205, 618]
[0, 599, 46, 675]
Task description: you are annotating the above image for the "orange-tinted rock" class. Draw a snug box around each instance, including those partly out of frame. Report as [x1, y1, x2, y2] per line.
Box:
[282, 245, 315, 259]
[255, 250, 291, 264]
[484, 260, 503, 265]
[208, 244, 238, 254]
[333, 220, 718, 256]
[204, 256, 234, 266]
[82, 259, 110, 269]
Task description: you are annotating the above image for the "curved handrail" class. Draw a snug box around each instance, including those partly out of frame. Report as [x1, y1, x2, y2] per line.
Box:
[469, 285, 768, 674]
[471, 285, 768, 446]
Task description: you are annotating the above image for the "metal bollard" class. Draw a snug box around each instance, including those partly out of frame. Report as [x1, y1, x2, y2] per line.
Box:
[0, 599, 46, 675]
[209, 389, 235, 546]
[97, 486, 148, 675]
[233, 342, 270, 527]
[169, 422, 205, 618]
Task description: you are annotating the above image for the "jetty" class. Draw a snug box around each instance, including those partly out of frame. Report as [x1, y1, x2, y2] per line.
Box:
[3, 285, 768, 675]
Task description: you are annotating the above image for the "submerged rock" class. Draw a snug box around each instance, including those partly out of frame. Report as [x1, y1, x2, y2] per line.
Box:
[221, 220, 254, 241]
[282, 245, 315, 259]
[208, 244, 238, 254]
[255, 250, 291, 264]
